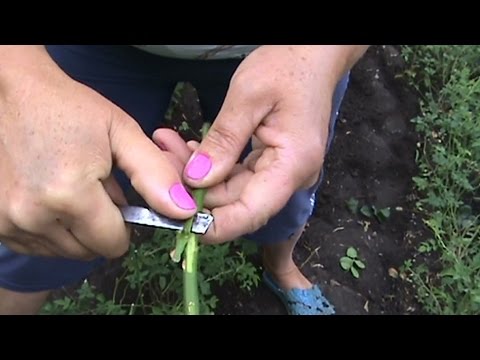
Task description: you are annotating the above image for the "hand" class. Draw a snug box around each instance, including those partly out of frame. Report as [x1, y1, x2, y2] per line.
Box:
[183, 45, 368, 244]
[0, 46, 197, 259]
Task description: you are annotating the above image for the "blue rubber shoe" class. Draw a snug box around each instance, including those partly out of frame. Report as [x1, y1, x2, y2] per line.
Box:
[263, 271, 335, 315]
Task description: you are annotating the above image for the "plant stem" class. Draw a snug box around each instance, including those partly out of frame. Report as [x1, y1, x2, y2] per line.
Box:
[183, 122, 210, 315]
[183, 188, 206, 315]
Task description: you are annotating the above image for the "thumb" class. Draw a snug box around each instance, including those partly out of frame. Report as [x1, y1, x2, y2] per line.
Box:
[183, 86, 271, 188]
[109, 114, 197, 219]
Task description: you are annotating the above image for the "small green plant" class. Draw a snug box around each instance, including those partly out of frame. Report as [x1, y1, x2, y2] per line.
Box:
[179, 121, 190, 132]
[345, 198, 390, 222]
[360, 205, 391, 222]
[346, 197, 359, 215]
[340, 247, 366, 279]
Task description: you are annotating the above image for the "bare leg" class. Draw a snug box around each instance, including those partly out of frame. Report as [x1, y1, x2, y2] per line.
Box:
[0, 287, 50, 315]
[262, 224, 311, 291]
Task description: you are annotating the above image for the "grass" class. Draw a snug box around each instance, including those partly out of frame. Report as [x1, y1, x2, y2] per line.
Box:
[401, 45, 480, 314]
[41, 230, 260, 315]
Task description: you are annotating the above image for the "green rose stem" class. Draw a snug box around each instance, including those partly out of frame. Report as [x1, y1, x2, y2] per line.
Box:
[182, 187, 206, 315]
[174, 122, 210, 315]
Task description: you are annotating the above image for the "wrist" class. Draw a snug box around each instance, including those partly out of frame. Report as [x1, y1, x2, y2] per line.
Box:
[304, 45, 369, 89]
[0, 46, 64, 92]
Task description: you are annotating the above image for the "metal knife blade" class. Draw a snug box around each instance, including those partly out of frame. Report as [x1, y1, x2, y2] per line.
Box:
[120, 206, 213, 235]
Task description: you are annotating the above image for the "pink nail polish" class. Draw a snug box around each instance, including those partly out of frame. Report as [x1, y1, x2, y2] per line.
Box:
[186, 153, 212, 180]
[169, 183, 196, 210]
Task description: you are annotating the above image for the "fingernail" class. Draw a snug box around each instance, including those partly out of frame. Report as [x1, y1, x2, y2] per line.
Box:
[169, 183, 196, 210]
[186, 153, 212, 180]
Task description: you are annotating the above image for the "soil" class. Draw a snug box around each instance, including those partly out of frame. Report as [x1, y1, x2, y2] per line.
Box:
[55, 45, 429, 315]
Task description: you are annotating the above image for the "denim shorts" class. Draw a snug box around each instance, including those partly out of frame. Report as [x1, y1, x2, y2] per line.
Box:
[0, 46, 349, 292]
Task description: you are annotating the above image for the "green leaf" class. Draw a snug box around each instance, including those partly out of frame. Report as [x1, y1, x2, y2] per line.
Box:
[439, 267, 457, 278]
[346, 197, 359, 215]
[351, 266, 360, 278]
[377, 207, 391, 221]
[360, 205, 373, 218]
[340, 256, 353, 270]
[199, 280, 211, 296]
[347, 247, 358, 258]
[355, 260, 366, 269]
[179, 121, 190, 131]
[159, 276, 167, 290]
[171, 233, 188, 263]
[418, 244, 430, 253]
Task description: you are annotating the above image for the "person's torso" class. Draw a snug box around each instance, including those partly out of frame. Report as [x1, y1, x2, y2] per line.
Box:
[132, 45, 259, 60]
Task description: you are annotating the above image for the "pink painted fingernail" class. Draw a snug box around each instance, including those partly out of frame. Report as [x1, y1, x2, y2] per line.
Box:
[169, 183, 196, 210]
[186, 153, 212, 180]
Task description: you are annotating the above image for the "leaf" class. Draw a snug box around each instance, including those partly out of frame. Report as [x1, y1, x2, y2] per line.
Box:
[360, 205, 373, 218]
[179, 121, 190, 131]
[355, 260, 366, 269]
[159, 276, 167, 290]
[171, 233, 189, 263]
[340, 257, 353, 270]
[347, 247, 358, 258]
[418, 244, 430, 253]
[152, 306, 165, 315]
[199, 280, 211, 296]
[351, 266, 360, 278]
[346, 197, 359, 215]
[439, 267, 457, 278]
[377, 207, 391, 221]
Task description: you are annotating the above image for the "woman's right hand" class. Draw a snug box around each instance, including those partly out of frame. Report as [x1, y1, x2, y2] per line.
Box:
[0, 46, 197, 260]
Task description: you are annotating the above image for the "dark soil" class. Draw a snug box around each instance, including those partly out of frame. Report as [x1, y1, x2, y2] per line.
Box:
[53, 46, 428, 315]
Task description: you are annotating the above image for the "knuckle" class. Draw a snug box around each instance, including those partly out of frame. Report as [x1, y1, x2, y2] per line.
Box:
[0, 212, 17, 237]
[207, 124, 243, 153]
[230, 69, 268, 98]
[7, 191, 39, 230]
[43, 188, 76, 214]
[40, 178, 79, 214]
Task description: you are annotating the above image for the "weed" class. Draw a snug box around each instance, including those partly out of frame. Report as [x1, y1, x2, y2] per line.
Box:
[340, 247, 366, 279]
[402, 45, 480, 314]
[41, 231, 260, 315]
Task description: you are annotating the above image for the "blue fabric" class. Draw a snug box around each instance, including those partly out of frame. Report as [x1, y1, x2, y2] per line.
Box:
[0, 45, 349, 292]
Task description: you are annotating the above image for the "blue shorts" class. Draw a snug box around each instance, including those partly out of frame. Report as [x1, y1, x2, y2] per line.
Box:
[0, 46, 349, 292]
